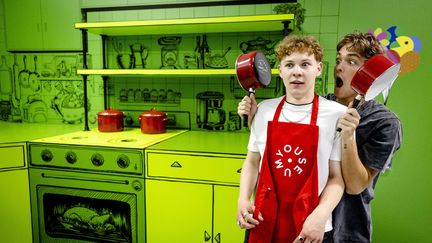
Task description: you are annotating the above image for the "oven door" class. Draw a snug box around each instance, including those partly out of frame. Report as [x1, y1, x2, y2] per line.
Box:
[29, 168, 144, 243]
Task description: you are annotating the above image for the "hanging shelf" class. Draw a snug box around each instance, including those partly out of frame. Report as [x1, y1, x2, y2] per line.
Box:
[75, 14, 294, 36]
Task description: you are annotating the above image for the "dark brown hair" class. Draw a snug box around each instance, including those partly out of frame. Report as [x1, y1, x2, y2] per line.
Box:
[337, 32, 386, 59]
[275, 35, 323, 62]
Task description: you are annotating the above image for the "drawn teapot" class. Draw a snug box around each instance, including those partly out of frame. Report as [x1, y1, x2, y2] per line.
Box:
[240, 37, 278, 54]
[240, 37, 278, 67]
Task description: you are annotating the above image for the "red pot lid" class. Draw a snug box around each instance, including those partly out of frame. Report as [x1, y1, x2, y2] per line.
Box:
[98, 107, 123, 116]
[140, 108, 167, 117]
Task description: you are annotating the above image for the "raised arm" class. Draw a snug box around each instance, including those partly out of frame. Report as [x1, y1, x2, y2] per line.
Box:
[237, 93, 258, 128]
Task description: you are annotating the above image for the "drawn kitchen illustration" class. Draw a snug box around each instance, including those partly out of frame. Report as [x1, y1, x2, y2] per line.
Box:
[0, 0, 429, 243]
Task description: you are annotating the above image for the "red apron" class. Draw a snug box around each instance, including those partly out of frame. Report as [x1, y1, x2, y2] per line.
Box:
[248, 95, 320, 243]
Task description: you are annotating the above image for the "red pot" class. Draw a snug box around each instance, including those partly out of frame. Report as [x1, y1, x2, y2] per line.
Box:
[139, 108, 168, 134]
[235, 51, 272, 127]
[97, 107, 124, 132]
[235, 50, 272, 92]
[351, 54, 400, 101]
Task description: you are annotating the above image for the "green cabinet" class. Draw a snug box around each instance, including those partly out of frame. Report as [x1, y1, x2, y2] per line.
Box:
[0, 143, 32, 243]
[213, 185, 244, 243]
[4, 0, 82, 51]
[145, 150, 245, 243]
[146, 180, 213, 242]
[146, 180, 243, 243]
[0, 170, 32, 243]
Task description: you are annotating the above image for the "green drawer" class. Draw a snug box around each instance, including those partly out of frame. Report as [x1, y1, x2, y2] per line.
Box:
[0, 143, 26, 169]
[146, 151, 244, 184]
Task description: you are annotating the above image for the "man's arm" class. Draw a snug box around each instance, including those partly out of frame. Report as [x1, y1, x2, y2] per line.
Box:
[341, 115, 402, 194]
[237, 150, 262, 229]
[341, 131, 378, 194]
[295, 160, 345, 243]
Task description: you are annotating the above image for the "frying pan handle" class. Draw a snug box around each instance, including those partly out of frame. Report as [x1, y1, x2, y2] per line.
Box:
[243, 88, 255, 128]
[336, 95, 362, 132]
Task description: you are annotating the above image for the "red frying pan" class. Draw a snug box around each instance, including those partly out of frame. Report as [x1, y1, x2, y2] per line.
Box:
[337, 54, 400, 132]
[235, 51, 272, 126]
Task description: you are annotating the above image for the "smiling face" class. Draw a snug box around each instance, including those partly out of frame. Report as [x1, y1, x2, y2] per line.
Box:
[279, 52, 322, 104]
[334, 46, 367, 106]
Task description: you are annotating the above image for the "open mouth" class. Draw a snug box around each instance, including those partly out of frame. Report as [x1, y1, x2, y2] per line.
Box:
[336, 77, 344, 88]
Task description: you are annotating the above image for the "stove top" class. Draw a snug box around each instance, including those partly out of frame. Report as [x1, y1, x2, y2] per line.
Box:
[31, 128, 188, 149]
[28, 129, 188, 174]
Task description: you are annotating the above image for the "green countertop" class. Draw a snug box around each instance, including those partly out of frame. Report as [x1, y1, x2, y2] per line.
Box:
[0, 122, 251, 155]
[0, 121, 87, 143]
[147, 131, 250, 155]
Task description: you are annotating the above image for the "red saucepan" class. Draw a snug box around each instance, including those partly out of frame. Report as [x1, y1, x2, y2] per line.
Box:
[351, 54, 400, 103]
[350, 53, 400, 108]
[337, 54, 400, 131]
[235, 50, 272, 126]
[139, 108, 169, 134]
[97, 107, 124, 132]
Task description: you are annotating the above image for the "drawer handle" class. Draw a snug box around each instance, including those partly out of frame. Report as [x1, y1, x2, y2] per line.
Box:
[237, 168, 242, 173]
[170, 161, 182, 168]
[215, 232, 221, 243]
[204, 230, 211, 241]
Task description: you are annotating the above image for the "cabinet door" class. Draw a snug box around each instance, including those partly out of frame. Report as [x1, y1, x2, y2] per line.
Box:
[214, 186, 245, 243]
[0, 170, 32, 243]
[4, 0, 81, 51]
[4, 0, 44, 50]
[41, 0, 82, 50]
[146, 179, 213, 243]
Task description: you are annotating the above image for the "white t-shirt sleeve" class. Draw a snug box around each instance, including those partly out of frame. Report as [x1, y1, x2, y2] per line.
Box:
[330, 132, 342, 162]
[246, 97, 283, 154]
[247, 122, 259, 152]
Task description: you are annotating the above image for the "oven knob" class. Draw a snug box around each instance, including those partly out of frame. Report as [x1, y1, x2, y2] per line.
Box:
[41, 149, 53, 162]
[117, 154, 130, 169]
[132, 180, 143, 192]
[91, 153, 104, 166]
[65, 151, 77, 164]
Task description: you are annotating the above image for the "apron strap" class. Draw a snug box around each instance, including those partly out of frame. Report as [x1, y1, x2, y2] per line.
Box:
[310, 94, 319, 126]
[272, 96, 286, 122]
[272, 94, 319, 126]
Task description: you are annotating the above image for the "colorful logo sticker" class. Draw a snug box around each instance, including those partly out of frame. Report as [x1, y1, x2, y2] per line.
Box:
[369, 26, 422, 103]
[369, 26, 422, 76]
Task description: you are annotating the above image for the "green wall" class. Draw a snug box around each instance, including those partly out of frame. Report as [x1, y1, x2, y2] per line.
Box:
[1, 0, 431, 241]
[337, 0, 432, 242]
[85, 0, 432, 240]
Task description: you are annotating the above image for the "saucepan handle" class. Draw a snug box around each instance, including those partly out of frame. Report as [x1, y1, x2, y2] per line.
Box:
[336, 94, 362, 132]
[351, 94, 362, 109]
[243, 87, 255, 128]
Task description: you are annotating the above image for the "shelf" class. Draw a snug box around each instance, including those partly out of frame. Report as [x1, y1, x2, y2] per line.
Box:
[39, 77, 82, 81]
[118, 102, 180, 107]
[75, 14, 294, 36]
[77, 68, 279, 77]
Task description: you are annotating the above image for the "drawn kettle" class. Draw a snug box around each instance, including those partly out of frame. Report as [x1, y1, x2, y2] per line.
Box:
[240, 37, 278, 55]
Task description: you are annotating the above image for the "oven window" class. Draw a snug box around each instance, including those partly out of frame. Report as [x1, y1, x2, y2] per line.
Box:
[43, 193, 133, 243]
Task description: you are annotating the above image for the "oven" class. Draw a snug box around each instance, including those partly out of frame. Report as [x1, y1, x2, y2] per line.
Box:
[29, 167, 143, 243]
[28, 129, 186, 243]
